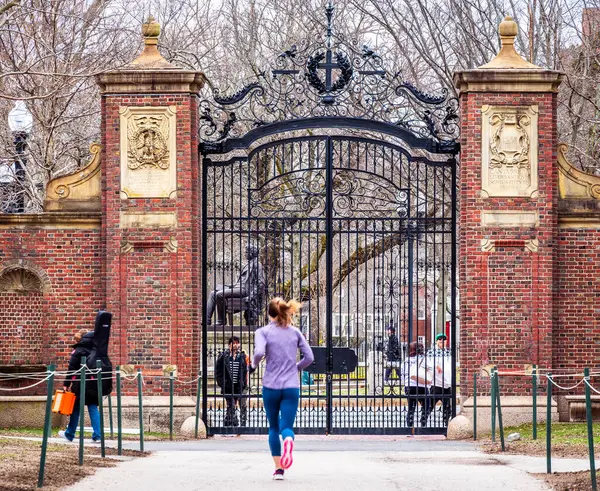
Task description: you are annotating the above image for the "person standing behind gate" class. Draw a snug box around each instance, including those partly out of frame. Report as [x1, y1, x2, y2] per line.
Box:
[424, 333, 452, 426]
[251, 297, 314, 480]
[215, 336, 248, 427]
[384, 325, 401, 383]
[403, 341, 433, 428]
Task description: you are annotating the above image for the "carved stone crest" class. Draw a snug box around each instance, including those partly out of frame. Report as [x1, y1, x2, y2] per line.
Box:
[120, 106, 177, 199]
[127, 115, 170, 170]
[490, 113, 530, 168]
[481, 105, 538, 198]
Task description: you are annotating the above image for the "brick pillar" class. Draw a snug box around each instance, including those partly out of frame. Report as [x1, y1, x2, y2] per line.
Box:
[96, 17, 204, 394]
[454, 17, 563, 405]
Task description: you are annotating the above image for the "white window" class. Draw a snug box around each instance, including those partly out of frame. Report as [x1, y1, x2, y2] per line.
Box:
[346, 314, 355, 337]
[333, 313, 343, 337]
[0, 161, 15, 184]
[333, 313, 355, 337]
[300, 313, 310, 337]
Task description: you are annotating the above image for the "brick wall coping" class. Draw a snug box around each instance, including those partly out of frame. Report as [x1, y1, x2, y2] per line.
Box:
[0, 212, 101, 229]
[453, 69, 563, 94]
[96, 71, 205, 94]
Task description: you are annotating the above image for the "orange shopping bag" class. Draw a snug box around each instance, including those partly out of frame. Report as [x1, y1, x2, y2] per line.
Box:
[51, 389, 76, 415]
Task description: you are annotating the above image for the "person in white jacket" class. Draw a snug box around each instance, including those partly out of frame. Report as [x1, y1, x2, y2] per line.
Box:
[423, 334, 452, 426]
[403, 342, 433, 428]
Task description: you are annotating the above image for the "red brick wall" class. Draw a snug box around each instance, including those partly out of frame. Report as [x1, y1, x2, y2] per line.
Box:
[555, 228, 600, 371]
[459, 91, 558, 396]
[0, 224, 104, 393]
[0, 291, 43, 365]
[101, 93, 200, 395]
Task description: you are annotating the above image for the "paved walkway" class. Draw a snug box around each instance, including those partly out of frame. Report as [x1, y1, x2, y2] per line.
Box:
[55, 436, 599, 491]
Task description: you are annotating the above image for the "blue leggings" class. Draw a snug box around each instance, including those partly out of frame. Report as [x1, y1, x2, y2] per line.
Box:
[262, 387, 299, 456]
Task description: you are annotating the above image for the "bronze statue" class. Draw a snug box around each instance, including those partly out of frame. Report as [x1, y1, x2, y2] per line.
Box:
[206, 244, 266, 326]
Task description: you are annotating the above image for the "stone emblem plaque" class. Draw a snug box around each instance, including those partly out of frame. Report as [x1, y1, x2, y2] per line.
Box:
[120, 106, 177, 198]
[481, 105, 538, 198]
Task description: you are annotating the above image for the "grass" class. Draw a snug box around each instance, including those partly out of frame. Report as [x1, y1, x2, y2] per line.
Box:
[495, 422, 600, 445]
[0, 427, 171, 439]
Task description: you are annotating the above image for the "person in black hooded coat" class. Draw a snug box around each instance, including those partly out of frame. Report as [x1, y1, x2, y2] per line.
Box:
[58, 330, 102, 442]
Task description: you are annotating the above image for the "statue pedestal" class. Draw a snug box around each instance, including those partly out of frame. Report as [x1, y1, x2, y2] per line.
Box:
[366, 350, 384, 395]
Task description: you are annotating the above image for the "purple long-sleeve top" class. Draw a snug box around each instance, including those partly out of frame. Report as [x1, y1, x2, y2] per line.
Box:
[252, 321, 314, 390]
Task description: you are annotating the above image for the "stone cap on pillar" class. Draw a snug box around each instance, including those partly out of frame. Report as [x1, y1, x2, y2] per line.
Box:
[454, 16, 562, 94]
[96, 15, 204, 94]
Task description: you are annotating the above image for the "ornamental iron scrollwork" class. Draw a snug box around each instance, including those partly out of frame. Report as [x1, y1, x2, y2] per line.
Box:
[199, 3, 459, 154]
[248, 168, 412, 219]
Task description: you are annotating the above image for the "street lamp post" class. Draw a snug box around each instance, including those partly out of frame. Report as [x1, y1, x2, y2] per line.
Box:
[7, 100, 33, 213]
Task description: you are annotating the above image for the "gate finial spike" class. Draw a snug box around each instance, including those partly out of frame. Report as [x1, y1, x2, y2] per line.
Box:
[479, 16, 540, 69]
[325, 2, 334, 48]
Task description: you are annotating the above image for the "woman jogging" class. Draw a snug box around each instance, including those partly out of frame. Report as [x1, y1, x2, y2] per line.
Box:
[252, 297, 314, 480]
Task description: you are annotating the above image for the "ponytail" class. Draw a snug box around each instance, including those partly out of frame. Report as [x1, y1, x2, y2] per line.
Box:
[268, 297, 301, 327]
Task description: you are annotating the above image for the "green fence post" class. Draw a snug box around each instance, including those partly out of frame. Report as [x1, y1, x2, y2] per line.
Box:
[137, 368, 144, 452]
[491, 368, 496, 443]
[37, 363, 55, 488]
[96, 360, 105, 458]
[79, 356, 87, 466]
[169, 371, 174, 441]
[108, 394, 114, 439]
[546, 373, 552, 474]
[495, 372, 505, 451]
[116, 367, 122, 456]
[473, 373, 477, 441]
[194, 371, 201, 439]
[585, 368, 597, 491]
[533, 365, 537, 440]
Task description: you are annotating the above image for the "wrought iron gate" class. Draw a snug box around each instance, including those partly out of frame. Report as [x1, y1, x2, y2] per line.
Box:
[199, 4, 459, 435]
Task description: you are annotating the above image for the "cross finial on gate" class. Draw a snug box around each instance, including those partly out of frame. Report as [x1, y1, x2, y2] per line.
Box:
[325, 2, 334, 49]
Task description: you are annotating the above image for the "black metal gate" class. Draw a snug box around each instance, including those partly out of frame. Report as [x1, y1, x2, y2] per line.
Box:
[199, 4, 459, 435]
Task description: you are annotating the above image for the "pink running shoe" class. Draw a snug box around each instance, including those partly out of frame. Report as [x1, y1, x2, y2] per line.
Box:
[280, 436, 294, 469]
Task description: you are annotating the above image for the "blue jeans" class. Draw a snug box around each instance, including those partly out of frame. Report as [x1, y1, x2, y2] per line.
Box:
[262, 387, 299, 456]
[65, 403, 101, 441]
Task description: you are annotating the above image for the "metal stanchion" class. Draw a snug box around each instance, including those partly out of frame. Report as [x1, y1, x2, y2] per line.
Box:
[473, 373, 477, 441]
[491, 368, 496, 442]
[169, 371, 174, 441]
[194, 371, 201, 439]
[37, 364, 55, 488]
[546, 373, 552, 474]
[116, 367, 122, 456]
[96, 360, 105, 457]
[495, 372, 505, 451]
[533, 365, 537, 440]
[79, 357, 87, 465]
[108, 394, 114, 438]
[585, 368, 597, 491]
[137, 369, 144, 452]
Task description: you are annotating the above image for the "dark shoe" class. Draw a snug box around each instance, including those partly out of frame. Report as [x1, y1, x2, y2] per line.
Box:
[272, 469, 284, 480]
